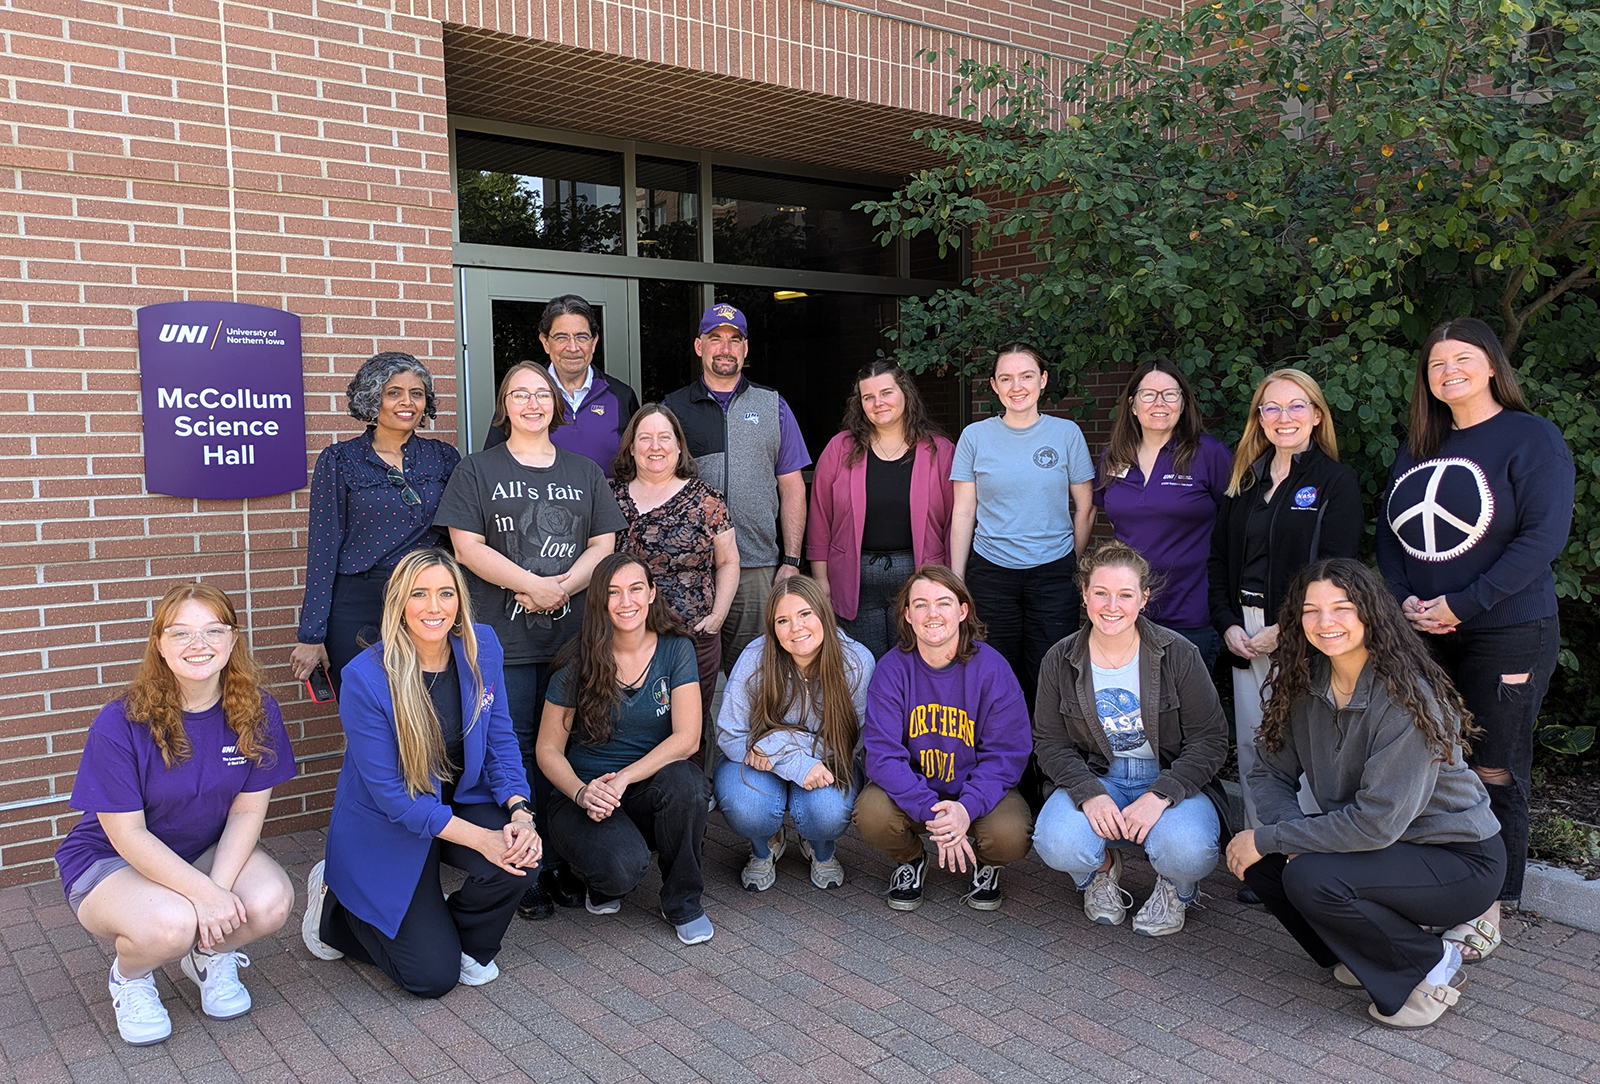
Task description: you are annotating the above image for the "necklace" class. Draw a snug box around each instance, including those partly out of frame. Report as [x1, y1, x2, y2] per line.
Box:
[1330, 675, 1355, 701]
[424, 668, 445, 693]
[1089, 633, 1139, 670]
[871, 432, 909, 460]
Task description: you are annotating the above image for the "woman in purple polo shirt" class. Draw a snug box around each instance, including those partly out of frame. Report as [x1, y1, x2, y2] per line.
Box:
[1093, 361, 1232, 670]
[57, 584, 297, 1047]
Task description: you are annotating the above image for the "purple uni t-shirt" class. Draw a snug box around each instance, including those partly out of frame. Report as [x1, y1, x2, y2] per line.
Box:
[55, 695, 297, 896]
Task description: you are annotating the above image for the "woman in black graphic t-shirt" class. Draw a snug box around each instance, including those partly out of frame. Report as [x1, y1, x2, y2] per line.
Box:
[435, 360, 627, 920]
[1377, 317, 1574, 962]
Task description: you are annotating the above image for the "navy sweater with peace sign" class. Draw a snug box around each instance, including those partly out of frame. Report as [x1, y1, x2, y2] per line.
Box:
[1377, 409, 1574, 630]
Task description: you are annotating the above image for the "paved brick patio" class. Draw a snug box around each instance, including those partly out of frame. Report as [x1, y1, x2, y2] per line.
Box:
[2, 818, 1597, 1084]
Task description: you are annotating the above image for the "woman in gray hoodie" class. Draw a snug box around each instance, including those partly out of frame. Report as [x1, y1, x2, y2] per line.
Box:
[1224, 558, 1502, 1030]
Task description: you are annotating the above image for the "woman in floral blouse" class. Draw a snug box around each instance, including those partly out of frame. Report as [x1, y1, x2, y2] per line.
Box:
[611, 405, 739, 756]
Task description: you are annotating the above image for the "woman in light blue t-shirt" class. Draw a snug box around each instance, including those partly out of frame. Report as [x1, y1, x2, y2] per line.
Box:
[950, 344, 1096, 710]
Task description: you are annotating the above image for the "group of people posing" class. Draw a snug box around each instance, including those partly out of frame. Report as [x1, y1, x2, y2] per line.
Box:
[58, 299, 1574, 1046]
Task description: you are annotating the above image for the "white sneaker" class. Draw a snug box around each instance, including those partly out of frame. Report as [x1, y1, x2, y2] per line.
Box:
[585, 890, 622, 915]
[180, 948, 252, 1019]
[108, 964, 171, 1046]
[799, 840, 844, 889]
[458, 952, 500, 986]
[302, 859, 344, 960]
[1132, 875, 1189, 937]
[741, 833, 786, 892]
[1082, 850, 1133, 926]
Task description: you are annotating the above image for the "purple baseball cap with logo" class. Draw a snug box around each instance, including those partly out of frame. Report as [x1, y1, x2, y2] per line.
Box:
[698, 303, 748, 337]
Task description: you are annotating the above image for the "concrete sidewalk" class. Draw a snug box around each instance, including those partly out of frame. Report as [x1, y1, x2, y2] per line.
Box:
[2, 818, 1598, 1084]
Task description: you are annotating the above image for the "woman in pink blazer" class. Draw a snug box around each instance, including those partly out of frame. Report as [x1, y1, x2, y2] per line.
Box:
[806, 362, 956, 658]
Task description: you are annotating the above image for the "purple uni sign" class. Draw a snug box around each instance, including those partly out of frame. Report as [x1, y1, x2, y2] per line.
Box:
[137, 300, 308, 499]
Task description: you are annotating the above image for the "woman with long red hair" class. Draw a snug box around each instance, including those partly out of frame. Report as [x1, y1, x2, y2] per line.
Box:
[56, 584, 297, 1047]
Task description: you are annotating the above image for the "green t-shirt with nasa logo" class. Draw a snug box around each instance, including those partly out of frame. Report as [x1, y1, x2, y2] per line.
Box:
[546, 633, 698, 781]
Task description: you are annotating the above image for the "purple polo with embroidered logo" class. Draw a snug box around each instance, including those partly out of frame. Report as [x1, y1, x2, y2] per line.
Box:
[137, 300, 307, 499]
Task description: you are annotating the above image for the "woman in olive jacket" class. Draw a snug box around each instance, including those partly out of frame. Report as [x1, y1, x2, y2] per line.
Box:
[1033, 542, 1229, 937]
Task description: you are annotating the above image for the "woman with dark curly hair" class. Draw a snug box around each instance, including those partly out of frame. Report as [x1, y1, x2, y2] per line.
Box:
[806, 361, 955, 658]
[58, 584, 296, 1046]
[1225, 559, 1503, 1029]
[535, 553, 712, 944]
[292, 352, 461, 694]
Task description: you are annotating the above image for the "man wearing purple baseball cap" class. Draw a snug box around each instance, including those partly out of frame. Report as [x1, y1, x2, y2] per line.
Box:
[664, 304, 812, 689]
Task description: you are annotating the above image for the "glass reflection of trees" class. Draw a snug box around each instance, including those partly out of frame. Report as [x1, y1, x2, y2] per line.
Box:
[458, 170, 622, 254]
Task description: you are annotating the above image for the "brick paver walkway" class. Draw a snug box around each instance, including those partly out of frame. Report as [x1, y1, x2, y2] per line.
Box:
[2, 819, 1597, 1083]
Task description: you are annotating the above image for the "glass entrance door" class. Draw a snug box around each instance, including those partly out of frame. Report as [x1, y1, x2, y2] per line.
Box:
[456, 268, 636, 452]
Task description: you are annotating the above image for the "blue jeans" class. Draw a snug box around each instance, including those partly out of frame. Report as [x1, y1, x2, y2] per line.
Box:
[1033, 756, 1219, 900]
[713, 758, 857, 862]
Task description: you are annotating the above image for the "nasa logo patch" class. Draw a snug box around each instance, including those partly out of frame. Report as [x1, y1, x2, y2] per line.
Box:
[1294, 486, 1318, 508]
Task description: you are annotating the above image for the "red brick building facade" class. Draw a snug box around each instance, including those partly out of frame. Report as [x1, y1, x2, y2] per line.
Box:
[0, 0, 1173, 886]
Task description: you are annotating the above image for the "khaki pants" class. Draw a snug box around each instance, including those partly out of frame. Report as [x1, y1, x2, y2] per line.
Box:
[721, 565, 774, 676]
[853, 783, 1033, 867]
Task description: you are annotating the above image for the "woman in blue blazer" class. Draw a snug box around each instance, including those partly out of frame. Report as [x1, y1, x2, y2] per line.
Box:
[301, 549, 541, 997]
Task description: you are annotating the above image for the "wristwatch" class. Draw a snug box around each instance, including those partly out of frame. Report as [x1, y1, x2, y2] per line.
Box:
[507, 799, 535, 821]
[781, 555, 802, 568]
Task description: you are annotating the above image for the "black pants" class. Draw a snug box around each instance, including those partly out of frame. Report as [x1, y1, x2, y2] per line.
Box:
[321, 802, 527, 998]
[546, 760, 710, 924]
[1243, 836, 1505, 1016]
[966, 549, 1078, 711]
[1429, 615, 1559, 902]
[326, 571, 390, 695]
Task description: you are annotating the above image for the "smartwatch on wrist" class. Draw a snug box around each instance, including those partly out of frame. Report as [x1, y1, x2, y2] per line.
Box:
[781, 555, 802, 568]
[507, 799, 535, 820]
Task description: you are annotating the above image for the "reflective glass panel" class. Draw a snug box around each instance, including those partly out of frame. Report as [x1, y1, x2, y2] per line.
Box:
[636, 156, 700, 261]
[711, 167, 894, 275]
[638, 279, 704, 405]
[712, 286, 901, 458]
[456, 131, 623, 254]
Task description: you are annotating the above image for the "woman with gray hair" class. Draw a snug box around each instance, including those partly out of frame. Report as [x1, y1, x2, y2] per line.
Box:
[291, 352, 462, 695]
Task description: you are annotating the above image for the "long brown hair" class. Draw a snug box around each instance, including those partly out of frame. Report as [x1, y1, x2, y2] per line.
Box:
[122, 583, 270, 769]
[1225, 368, 1340, 497]
[741, 576, 866, 789]
[490, 360, 565, 437]
[378, 549, 484, 798]
[1099, 360, 1206, 483]
[840, 361, 945, 467]
[1258, 559, 1477, 761]
[892, 565, 987, 664]
[610, 403, 698, 482]
[1408, 317, 1532, 461]
[552, 553, 692, 747]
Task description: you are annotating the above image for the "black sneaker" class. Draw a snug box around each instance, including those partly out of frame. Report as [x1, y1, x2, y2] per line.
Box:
[964, 863, 1002, 911]
[887, 857, 926, 911]
[517, 880, 555, 921]
[544, 865, 585, 909]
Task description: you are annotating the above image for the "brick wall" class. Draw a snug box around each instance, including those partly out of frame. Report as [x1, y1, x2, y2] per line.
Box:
[0, 0, 1170, 887]
[0, 0, 455, 888]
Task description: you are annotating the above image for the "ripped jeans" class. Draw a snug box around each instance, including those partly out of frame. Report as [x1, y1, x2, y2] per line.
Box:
[1429, 615, 1559, 902]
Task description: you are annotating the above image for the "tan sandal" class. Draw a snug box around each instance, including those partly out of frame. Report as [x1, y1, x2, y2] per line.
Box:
[1368, 973, 1466, 1029]
[1442, 917, 1501, 963]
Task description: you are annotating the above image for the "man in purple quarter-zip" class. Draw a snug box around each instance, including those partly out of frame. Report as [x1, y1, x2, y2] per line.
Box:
[483, 295, 638, 477]
[664, 304, 812, 676]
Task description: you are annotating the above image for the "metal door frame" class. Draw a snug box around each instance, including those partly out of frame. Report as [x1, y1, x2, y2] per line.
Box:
[455, 268, 637, 453]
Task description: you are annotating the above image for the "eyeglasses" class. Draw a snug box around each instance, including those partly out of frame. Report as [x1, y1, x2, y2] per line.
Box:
[506, 390, 554, 406]
[1258, 401, 1313, 422]
[386, 467, 421, 506]
[1135, 389, 1184, 405]
[163, 625, 234, 647]
[545, 332, 594, 347]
